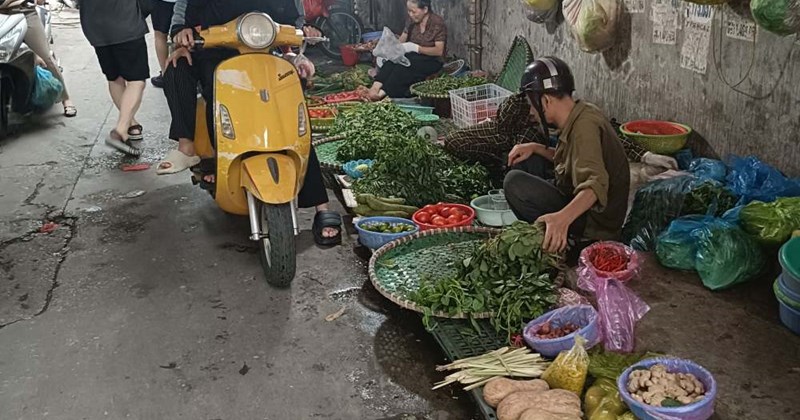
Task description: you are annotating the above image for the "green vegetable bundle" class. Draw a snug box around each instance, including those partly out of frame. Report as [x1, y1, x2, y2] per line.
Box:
[410, 75, 487, 98]
[354, 194, 419, 218]
[352, 133, 490, 207]
[681, 181, 738, 217]
[329, 102, 418, 162]
[311, 65, 373, 94]
[740, 197, 800, 245]
[409, 222, 562, 339]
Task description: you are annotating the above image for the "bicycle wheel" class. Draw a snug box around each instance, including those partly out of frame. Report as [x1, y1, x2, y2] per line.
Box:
[318, 11, 364, 59]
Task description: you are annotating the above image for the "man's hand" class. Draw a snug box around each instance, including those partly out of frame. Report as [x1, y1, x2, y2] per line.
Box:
[402, 42, 420, 53]
[168, 47, 192, 67]
[536, 212, 571, 253]
[642, 152, 678, 170]
[507, 143, 541, 167]
[174, 28, 195, 49]
[302, 25, 322, 38]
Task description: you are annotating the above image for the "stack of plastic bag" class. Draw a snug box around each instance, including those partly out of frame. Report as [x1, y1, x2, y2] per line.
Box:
[656, 215, 764, 290]
[562, 0, 621, 53]
[577, 242, 649, 353]
[740, 197, 800, 245]
[521, 0, 560, 23]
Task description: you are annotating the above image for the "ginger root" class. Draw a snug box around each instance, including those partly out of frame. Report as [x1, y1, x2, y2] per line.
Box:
[626, 364, 708, 408]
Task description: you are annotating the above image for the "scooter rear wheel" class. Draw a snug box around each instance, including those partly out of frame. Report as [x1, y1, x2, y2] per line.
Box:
[258, 202, 297, 288]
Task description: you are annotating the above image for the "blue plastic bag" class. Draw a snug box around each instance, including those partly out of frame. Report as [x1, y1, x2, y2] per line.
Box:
[656, 215, 764, 290]
[689, 158, 727, 182]
[675, 148, 694, 171]
[31, 66, 63, 110]
[726, 155, 800, 205]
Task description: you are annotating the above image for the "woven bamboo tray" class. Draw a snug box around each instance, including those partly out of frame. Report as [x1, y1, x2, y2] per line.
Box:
[368, 226, 501, 319]
[312, 135, 346, 174]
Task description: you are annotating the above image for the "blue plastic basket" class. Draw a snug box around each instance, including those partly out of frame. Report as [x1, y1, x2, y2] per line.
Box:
[618, 358, 717, 420]
[522, 305, 600, 358]
[343, 159, 374, 180]
[355, 217, 419, 250]
[778, 298, 800, 335]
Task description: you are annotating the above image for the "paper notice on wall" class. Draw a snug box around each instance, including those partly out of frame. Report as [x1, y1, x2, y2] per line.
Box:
[651, 0, 680, 45]
[680, 4, 714, 74]
[724, 7, 757, 41]
[624, 0, 646, 13]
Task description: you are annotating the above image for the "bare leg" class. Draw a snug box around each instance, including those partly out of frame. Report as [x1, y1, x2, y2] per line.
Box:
[154, 31, 169, 73]
[113, 80, 146, 141]
[367, 81, 386, 101]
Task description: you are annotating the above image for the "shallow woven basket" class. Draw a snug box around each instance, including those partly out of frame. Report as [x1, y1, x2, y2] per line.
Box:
[312, 135, 346, 173]
[369, 226, 501, 319]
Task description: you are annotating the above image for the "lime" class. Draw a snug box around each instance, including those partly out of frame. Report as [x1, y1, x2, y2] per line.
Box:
[355, 164, 370, 173]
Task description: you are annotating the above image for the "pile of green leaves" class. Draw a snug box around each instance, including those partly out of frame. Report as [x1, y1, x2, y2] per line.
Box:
[409, 222, 562, 339]
[330, 102, 417, 162]
[352, 133, 490, 207]
[312, 65, 372, 94]
[681, 181, 737, 217]
[411, 75, 487, 96]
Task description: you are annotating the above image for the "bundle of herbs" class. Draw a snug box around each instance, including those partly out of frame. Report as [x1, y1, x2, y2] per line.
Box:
[409, 222, 562, 339]
[352, 133, 490, 207]
[311, 65, 372, 94]
[329, 102, 417, 162]
[680, 181, 738, 217]
[411, 75, 488, 97]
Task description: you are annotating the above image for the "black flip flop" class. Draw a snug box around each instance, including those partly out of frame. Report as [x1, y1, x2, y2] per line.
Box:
[128, 124, 144, 141]
[191, 158, 216, 195]
[312, 211, 342, 247]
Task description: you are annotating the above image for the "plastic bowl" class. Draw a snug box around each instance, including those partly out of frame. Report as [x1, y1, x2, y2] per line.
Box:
[618, 358, 717, 420]
[398, 104, 435, 116]
[355, 217, 419, 250]
[522, 305, 601, 358]
[412, 203, 475, 231]
[776, 276, 800, 310]
[621, 120, 692, 155]
[780, 237, 800, 294]
[415, 113, 440, 125]
[343, 159, 374, 180]
[778, 296, 800, 335]
[470, 195, 517, 227]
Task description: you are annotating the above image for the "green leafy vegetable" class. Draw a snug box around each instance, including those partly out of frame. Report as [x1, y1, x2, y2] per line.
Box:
[411, 75, 487, 96]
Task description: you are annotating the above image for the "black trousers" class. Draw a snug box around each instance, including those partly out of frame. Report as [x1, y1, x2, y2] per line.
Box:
[162, 49, 329, 209]
[503, 155, 587, 237]
[374, 52, 443, 98]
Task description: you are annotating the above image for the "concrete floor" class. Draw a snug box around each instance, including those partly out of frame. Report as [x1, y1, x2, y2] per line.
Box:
[0, 9, 798, 420]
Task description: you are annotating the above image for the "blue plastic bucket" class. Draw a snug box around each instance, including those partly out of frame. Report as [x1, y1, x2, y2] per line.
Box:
[355, 217, 418, 250]
[618, 358, 717, 420]
[522, 305, 600, 358]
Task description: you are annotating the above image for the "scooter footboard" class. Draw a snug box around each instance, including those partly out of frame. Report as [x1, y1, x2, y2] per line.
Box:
[240, 154, 299, 205]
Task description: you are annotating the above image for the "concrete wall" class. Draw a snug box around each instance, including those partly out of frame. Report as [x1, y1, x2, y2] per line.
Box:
[364, 0, 800, 176]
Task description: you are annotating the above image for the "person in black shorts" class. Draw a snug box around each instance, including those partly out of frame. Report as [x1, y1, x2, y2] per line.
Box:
[79, 0, 150, 156]
[150, 0, 176, 88]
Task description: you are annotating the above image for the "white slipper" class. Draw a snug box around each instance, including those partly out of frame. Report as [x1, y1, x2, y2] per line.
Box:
[156, 150, 201, 175]
[105, 131, 141, 156]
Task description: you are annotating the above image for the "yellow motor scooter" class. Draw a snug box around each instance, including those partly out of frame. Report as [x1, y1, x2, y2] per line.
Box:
[189, 13, 324, 287]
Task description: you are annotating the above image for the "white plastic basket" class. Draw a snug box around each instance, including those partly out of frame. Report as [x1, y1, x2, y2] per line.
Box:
[448, 83, 513, 128]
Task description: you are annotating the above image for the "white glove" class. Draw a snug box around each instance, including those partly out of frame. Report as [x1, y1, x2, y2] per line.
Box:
[642, 152, 678, 170]
[402, 42, 420, 53]
[376, 57, 387, 68]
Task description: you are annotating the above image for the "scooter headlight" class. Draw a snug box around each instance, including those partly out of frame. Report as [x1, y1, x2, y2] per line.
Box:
[237, 13, 277, 50]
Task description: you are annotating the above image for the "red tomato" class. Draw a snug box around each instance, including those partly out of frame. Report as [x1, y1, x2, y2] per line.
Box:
[432, 216, 447, 226]
[451, 207, 466, 217]
[416, 211, 432, 224]
[447, 214, 462, 224]
[439, 207, 452, 217]
[422, 204, 439, 214]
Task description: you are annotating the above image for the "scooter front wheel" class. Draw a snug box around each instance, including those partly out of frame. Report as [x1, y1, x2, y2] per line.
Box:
[257, 202, 296, 288]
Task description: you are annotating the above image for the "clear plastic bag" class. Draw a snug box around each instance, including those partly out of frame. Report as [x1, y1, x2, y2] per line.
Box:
[562, 0, 621, 53]
[726, 155, 800, 205]
[291, 52, 316, 79]
[623, 176, 693, 251]
[541, 335, 590, 395]
[578, 274, 650, 353]
[31, 66, 63, 110]
[373, 27, 410, 67]
[740, 197, 800, 245]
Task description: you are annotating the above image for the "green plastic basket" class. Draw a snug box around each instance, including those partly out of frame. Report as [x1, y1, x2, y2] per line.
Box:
[494, 36, 534, 93]
[312, 136, 346, 173]
[368, 226, 500, 318]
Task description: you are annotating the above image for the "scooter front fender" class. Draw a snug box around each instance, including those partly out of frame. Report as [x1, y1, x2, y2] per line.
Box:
[240, 153, 299, 205]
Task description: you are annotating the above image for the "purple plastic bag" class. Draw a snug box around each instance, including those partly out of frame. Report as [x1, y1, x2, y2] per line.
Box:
[578, 273, 650, 353]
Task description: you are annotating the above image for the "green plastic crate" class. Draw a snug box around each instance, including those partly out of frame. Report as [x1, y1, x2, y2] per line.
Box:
[429, 318, 506, 420]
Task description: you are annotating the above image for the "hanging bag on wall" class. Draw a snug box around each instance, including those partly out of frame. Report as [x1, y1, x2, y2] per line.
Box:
[521, 0, 561, 24]
[751, 0, 800, 36]
[562, 0, 621, 53]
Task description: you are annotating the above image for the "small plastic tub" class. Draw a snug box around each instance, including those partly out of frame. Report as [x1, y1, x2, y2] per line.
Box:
[776, 276, 800, 310]
[522, 305, 601, 358]
[778, 298, 800, 335]
[470, 195, 517, 227]
[780, 237, 800, 295]
[355, 217, 419, 250]
[340, 45, 359, 66]
[618, 358, 717, 420]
